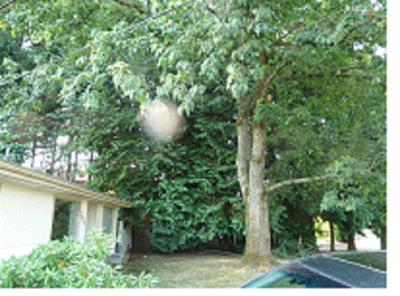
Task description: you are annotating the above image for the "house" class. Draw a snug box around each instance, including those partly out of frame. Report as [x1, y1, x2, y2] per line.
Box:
[0, 159, 132, 261]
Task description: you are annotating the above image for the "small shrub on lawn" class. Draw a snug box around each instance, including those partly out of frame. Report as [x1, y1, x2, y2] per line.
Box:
[0, 232, 157, 288]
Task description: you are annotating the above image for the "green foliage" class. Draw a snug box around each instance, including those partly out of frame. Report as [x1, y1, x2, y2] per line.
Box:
[149, 179, 242, 252]
[321, 156, 385, 241]
[86, 97, 244, 253]
[0, 232, 157, 288]
[51, 199, 71, 240]
[0, 0, 386, 256]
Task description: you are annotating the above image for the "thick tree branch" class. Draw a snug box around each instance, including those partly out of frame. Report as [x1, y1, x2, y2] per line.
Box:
[202, 0, 222, 22]
[272, 13, 384, 51]
[0, 0, 15, 11]
[281, 72, 380, 82]
[368, 151, 385, 170]
[281, 64, 385, 83]
[266, 59, 291, 86]
[126, 1, 192, 33]
[271, 20, 305, 47]
[112, 0, 145, 14]
[266, 173, 338, 193]
[337, 15, 384, 45]
[255, 54, 291, 103]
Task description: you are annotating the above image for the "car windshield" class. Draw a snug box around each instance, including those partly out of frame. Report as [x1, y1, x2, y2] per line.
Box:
[244, 264, 348, 288]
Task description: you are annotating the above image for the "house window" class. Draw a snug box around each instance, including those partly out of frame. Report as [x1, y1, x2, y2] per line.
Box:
[103, 207, 113, 234]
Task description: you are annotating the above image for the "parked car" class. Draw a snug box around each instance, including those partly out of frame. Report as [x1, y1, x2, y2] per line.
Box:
[242, 251, 386, 288]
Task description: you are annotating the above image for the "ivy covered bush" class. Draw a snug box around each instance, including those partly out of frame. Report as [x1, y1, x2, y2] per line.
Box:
[0, 232, 157, 288]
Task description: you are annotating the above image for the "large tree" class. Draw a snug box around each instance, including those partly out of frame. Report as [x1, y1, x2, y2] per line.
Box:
[135, 0, 385, 262]
[1, 0, 386, 263]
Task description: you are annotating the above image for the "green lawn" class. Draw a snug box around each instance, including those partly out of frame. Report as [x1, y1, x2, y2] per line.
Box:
[125, 252, 282, 288]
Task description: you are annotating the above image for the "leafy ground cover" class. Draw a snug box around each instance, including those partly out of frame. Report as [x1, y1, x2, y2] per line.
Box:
[126, 252, 284, 288]
[0, 233, 157, 288]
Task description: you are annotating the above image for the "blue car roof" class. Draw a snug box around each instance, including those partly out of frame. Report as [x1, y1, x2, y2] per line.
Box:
[299, 254, 386, 288]
[242, 252, 386, 288]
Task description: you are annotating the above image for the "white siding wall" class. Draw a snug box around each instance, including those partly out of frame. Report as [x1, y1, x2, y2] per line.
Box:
[0, 179, 124, 261]
[0, 182, 55, 261]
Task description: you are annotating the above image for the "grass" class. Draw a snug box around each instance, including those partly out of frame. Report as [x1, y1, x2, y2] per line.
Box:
[125, 251, 283, 288]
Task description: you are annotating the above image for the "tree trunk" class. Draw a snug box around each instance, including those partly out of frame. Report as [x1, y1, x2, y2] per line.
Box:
[30, 139, 36, 168]
[131, 226, 152, 254]
[329, 221, 335, 252]
[66, 152, 72, 180]
[236, 110, 251, 202]
[66, 136, 73, 180]
[347, 234, 356, 251]
[72, 149, 79, 181]
[88, 151, 94, 182]
[4, 147, 10, 160]
[243, 121, 271, 263]
[380, 226, 386, 250]
[301, 214, 317, 250]
[49, 136, 57, 175]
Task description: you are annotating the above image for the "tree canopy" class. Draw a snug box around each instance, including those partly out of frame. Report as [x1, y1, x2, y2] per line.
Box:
[0, 0, 386, 261]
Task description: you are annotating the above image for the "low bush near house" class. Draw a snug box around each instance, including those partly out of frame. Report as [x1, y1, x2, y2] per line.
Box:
[0, 232, 157, 288]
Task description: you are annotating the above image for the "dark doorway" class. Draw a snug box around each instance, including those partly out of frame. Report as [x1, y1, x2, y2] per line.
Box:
[51, 199, 73, 240]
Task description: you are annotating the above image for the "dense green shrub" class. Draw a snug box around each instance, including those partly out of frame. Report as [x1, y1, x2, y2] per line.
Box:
[87, 97, 245, 253]
[0, 232, 157, 288]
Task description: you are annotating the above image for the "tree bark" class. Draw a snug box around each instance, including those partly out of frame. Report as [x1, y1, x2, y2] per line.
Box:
[347, 234, 356, 251]
[73, 149, 79, 182]
[0, 0, 16, 11]
[88, 151, 94, 182]
[243, 121, 271, 263]
[239, 54, 291, 263]
[112, 0, 145, 13]
[66, 136, 73, 180]
[301, 214, 317, 250]
[329, 221, 335, 252]
[131, 227, 152, 253]
[66, 152, 72, 180]
[131, 222, 152, 254]
[380, 226, 386, 250]
[30, 139, 37, 168]
[267, 174, 337, 193]
[49, 137, 57, 175]
[236, 110, 251, 202]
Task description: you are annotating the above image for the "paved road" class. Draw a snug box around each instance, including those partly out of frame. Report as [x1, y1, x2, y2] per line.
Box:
[318, 229, 381, 252]
[318, 242, 347, 252]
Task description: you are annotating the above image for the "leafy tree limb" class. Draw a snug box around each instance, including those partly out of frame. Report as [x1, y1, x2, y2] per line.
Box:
[111, 0, 145, 14]
[0, 0, 15, 11]
[266, 174, 338, 193]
